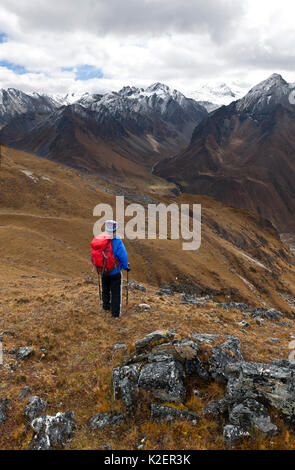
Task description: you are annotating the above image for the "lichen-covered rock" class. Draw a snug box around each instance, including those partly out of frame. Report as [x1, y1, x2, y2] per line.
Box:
[202, 399, 229, 421]
[0, 398, 10, 424]
[16, 346, 33, 360]
[217, 302, 250, 312]
[223, 425, 249, 446]
[193, 333, 222, 344]
[229, 399, 277, 436]
[151, 404, 200, 423]
[112, 363, 142, 407]
[30, 410, 76, 450]
[225, 361, 295, 421]
[134, 330, 177, 354]
[180, 294, 206, 306]
[250, 308, 281, 322]
[24, 396, 48, 421]
[209, 336, 243, 383]
[89, 413, 125, 430]
[138, 358, 185, 403]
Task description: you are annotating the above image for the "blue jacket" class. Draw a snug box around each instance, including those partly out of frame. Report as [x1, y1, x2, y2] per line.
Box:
[92, 236, 129, 276]
[108, 237, 129, 275]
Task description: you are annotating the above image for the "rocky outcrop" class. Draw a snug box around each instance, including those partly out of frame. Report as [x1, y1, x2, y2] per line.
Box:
[89, 413, 125, 430]
[151, 404, 200, 424]
[30, 410, 76, 450]
[24, 396, 48, 421]
[113, 329, 295, 447]
[113, 330, 209, 411]
[0, 398, 10, 424]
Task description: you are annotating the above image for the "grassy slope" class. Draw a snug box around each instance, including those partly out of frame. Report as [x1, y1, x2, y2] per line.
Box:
[0, 144, 295, 449]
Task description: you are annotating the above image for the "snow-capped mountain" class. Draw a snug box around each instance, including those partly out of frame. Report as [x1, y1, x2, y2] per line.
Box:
[236, 73, 294, 116]
[154, 73, 295, 232]
[74, 82, 207, 128]
[189, 81, 251, 110]
[0, 88, 59, 128]
[0, 82, 207, 178]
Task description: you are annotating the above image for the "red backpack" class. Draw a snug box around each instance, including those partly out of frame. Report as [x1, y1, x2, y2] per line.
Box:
[91, 235, 118, 274]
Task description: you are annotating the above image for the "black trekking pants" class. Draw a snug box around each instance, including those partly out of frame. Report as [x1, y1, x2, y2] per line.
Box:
[102, 272, 122, 318]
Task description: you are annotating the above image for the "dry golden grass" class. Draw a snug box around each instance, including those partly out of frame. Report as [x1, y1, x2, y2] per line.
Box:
[1, 276, 295, 450]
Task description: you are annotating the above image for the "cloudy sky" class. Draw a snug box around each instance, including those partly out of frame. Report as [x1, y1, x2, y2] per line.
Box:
[0, 0, 295, 97]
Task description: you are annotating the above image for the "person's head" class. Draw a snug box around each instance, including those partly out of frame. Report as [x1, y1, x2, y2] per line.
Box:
[105, 220, 118, 236]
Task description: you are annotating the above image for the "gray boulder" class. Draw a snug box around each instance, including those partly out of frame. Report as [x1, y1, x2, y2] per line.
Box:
[16, 346, 33, 360]
[31, 410, 76, 450]
[0, 398, 10, 424]
[203, 399, 228, 421]
[89, 413, 125, 430]
[193, 333, 222, 345]
[138, 358, 185, 403]
[112, 363, 142, 408]
[250, 308, 281, 322]
[151, 404, 200, 424]
[134, 330, 177, 354]
[229, 398, 277, 436]
[209, 336, 243, 383]
[223, 425, 249, 446]
[24, 396, 48, 420]
[225, 361, 295, 421]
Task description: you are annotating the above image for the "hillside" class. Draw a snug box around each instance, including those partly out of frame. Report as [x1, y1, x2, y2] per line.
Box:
[1, 144, 295, 310]
[1, 144, 295, 450]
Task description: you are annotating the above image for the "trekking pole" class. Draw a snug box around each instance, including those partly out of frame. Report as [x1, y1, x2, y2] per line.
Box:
[96, 267, 102, 309]
[125, 269, 129, 313]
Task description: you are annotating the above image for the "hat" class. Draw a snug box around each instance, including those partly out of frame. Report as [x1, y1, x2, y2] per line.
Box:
[105, 220, 118, 233]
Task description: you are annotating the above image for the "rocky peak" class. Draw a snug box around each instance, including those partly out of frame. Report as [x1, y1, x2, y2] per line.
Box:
[236, 73, 292, 116]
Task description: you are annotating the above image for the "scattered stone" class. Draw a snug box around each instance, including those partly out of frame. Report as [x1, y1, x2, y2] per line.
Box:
[217, 303, 250, 312]
[30, 410, 76, 450]
[229, 399, 277, 436]
[16, 347, 33, 360]
[155, 287, 174, 297]
[255, 317, 265, 326]
[223, 425, 249, 446]
[180, 294, 206, 306]
[151, 404, 200, 424]
[138, 304, 151, 311]
[239, 321, 250, 328]
[0, 330, 15, 337]
[24, 396, 48, 421]
[134, 330, 177, 354]
[250, 308, 281, 322]
[18, 386, 31, 399]
[129, 282, 146, 292]
[113, 343, 127, 352]
[0, 398, 10, 424]
[268, 338, 281, 344]
[89, 413, 125, 430]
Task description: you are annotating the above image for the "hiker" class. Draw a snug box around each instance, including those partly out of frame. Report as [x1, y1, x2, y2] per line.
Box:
[91, 220, 129, 318]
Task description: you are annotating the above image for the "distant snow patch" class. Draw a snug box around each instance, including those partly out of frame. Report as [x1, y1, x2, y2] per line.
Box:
[20, 169, 38, 183]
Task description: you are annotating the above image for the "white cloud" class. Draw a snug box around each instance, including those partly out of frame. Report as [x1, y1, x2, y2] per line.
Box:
[0, 0, 294, 96]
